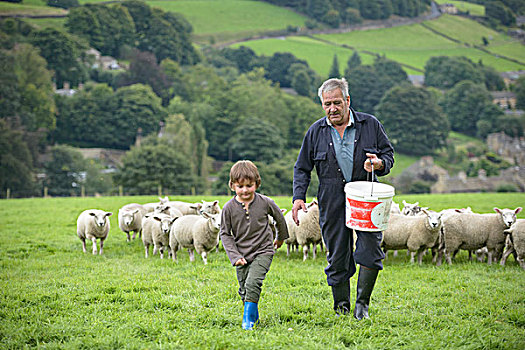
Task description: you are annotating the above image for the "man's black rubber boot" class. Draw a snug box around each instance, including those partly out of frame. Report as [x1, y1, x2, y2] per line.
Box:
[331, 279, 351, 316]
[353, 266, 379, 320]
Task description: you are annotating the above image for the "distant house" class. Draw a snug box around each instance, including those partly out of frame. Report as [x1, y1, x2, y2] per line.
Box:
[491, 91, 517, 110]
[500, 71, 525, 89]
[439, 4, 458, 15]
[408, 75, 424, 87]
[86, 48, 120, 70]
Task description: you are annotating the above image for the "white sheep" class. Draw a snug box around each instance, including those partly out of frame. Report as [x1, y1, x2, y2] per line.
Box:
[433, 207, 473, 264]
[118, 203, 146, 241]
[402, 200, 422, 216]
[390, 200, 401, 214]
[442, 207, 522, 265]
[141, 213, 177, 258]
[284, 210, 299, 257]
[500, 219, 525, 269]
[382, 209, 443, 265]
[198, 200, 221, 215]
[293, 201, 322, 261]
[170, 212, 221, 265]
[143, 196, 169, 213]
[76, 209, 113, 255]
[154, 203, 184, 219]
[164, 200, 203, 216]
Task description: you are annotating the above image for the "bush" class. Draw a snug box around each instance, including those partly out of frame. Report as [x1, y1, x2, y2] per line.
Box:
[496, 183, 519, 193]
[47, 0, 79, 9]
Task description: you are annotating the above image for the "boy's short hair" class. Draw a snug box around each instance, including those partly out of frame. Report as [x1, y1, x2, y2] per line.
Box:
[229, 160, 261, 189]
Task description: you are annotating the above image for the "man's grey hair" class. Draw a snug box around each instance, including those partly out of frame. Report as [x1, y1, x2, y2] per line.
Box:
[317, 77, 349, 102]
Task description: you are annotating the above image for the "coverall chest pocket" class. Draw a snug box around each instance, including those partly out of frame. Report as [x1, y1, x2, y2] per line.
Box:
[314, 151, 329, 178]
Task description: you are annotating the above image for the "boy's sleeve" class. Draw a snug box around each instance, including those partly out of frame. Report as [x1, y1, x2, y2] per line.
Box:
[268, 199, 289, 241]
[219, 206, 243, 266]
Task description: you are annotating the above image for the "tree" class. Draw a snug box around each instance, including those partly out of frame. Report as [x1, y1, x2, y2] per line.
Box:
[486, 1, 516, 26]
[113, 137, 194, 195]
[346, 64, 388, 113]
[424, 56, 484, 90]
[229, 117, 286, 163]
[328, 54, 340, 78]
[43, 145, 86, 196]
[1, 44, 56, 132]
[373, 56, 408, 85]
[480, 64, 505, 91]
[376, 84, 449, 156]
[291, 68, 312, 97]
[513, 76, 525, 110]
[265, 52, 307, 88]
[0, 120, 35, 198]
[441, 80, 497, 137]
[359, 0, 393, 20]
[30, 28, 89, 88]
[345, 51, 361, 77]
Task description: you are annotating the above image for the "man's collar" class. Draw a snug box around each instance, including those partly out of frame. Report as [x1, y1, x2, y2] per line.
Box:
[326, 109, 354, 127]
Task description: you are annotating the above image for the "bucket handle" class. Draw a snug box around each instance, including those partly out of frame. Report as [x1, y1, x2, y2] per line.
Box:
[368, 158, 374, 196]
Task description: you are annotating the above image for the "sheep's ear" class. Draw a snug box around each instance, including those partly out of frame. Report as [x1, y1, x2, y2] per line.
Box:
[89, 212, 96, 216]
[402, 200, 407, 205]
[153, 216, 162, 222]
[132, 209, 139, 214]
[281, 209, 287, 214]
[105, 212, 113, 217]
[515, 207, 522, 214]
[414, 202, 419, 206]
[201, 212, 212, 219]
[421, 208, 429, 216]
[494, 207, 502, 214]
[213, 200, 219, 206]
[503, 228, 512, 235]
[170, 217, 178, 224]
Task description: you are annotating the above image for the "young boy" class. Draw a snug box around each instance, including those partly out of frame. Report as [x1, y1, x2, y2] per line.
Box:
[219, 160, 289, 330]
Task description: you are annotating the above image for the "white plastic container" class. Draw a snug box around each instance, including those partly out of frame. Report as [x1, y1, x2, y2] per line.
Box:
[345, 181, 395, 232]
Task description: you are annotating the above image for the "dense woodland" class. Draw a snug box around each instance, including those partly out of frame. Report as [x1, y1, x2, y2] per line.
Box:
[1, 0, 525, 198]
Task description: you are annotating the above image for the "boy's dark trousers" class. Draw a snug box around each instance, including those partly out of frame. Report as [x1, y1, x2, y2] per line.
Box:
[236, 254, 273, 303]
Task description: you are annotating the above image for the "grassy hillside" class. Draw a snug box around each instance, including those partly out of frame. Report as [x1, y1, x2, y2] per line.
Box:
[234, 14, 524, 76]
[0, 195, 524, 348]
[434, 0, 485, 16]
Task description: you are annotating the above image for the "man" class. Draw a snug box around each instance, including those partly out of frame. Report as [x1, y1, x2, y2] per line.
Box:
[292, 77, 394, 319]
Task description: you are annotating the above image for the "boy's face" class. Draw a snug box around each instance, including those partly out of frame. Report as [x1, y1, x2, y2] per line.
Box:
[232, 178, 257, 203]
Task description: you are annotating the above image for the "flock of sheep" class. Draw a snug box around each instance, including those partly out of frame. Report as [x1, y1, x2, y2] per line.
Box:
[75, 196, 525, 269]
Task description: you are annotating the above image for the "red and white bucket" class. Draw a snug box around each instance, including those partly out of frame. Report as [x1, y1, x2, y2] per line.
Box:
[345, 181, 395, 232]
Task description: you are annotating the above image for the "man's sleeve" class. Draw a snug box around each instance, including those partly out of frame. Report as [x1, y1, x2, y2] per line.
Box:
[375, 121, 394, 177]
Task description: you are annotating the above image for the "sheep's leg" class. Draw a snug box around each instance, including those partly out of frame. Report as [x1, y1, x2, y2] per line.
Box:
[312, 243, 317, 260]
[188, 248, 195, 262]
[91, 237, 98, 255]
[409, 251, 416, 264]
[131, 231, 137, 240]
[126, 232, 131, 242]
[286, 244, 291, 257]
[393, 250, 398, 257]
[160, 246, 164, 259]
[518, 258, 525, 269]
[80, 238, 87, 253]
[417, 250, 424, 265]
[99, 238, 104, 255]
[153, 244, 159, 256]
[201, 251, 208, 265]
[500, 247, 515, 266]
[487, 251, 493, 265]
[171, 247, 177, 262]
[302, 244, 308, 261]
[145, 244, 149, 258]
[468, 250, 473, 261]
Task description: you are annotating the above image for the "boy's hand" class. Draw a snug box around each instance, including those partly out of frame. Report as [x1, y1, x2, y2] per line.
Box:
[234, 258, 247, 266]
[273, 239, 284, 249]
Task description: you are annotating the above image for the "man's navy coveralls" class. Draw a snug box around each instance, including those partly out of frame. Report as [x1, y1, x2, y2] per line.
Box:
[293, 108, 394, 286]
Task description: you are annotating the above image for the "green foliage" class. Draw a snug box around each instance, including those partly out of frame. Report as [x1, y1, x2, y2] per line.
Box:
[0, 119, 35, 198]
[344, 51, 361, 77]
[29, 27, 89, 88]
[53, 83, 166, 149]
[441, 80, 501, 137]
[479, 63, 505, 91]
[424, 56, 484, 90]
[328, 54, 340, 78]
[359, 0, 393, 20]
[0, 43, 56, 132]
[377, 84, 449, 156]
[496, 183, 519, 192]
[291, 67, 312, 97]
[113, 137, 194, 195]
[43, 145, 86, 197]
[514, 76, 525, 110]
[265, 52, 308, 88]
[47, 0, 78, 9]
[485, 1, 516, 26]
[346, 57, 407, 113]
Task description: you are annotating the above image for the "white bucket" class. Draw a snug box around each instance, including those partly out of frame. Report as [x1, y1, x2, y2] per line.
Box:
[345, 181, 395, 232]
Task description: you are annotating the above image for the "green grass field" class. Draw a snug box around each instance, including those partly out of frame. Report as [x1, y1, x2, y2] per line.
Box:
[434, 0, 485, 16]
[1, 194, 524, 348]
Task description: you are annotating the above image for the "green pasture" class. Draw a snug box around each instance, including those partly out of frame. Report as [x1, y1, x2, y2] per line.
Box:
[146, 0, 307, 44]
[434, 0, 485, 16]
[1, 194, 524, 348]
[0, 0, 65, 16]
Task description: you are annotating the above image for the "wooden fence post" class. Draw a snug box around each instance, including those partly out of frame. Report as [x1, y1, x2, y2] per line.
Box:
[6, 188, 10, 199]
[119, 185, 123, 197]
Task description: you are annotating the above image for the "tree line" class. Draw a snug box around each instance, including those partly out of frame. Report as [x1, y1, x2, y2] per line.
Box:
[1, 1, 524, 198]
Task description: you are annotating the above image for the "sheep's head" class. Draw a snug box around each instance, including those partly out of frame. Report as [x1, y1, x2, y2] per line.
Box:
[121, 209, 139, 226]
[200, 200, 221, 215]
[154, 214, 177, 234]
[422, 209, 442, 229]
[402, 201, 421, 216]
[494, 207, 522, 228]
[90, 211, 112, 227]
[202, 212, 221, 230]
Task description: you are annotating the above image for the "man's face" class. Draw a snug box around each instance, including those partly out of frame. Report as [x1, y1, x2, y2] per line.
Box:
[322, 89, 350, 126]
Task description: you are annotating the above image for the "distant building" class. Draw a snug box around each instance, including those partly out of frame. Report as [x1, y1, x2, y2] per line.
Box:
[408, 75, 424, 87]
[491, 91, 517, 110]
[500, 71, 525, 89]
[439, 4, 458, 15]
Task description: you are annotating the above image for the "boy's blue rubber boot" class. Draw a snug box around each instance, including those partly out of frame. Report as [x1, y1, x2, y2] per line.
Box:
[242, 301, 259, 330]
